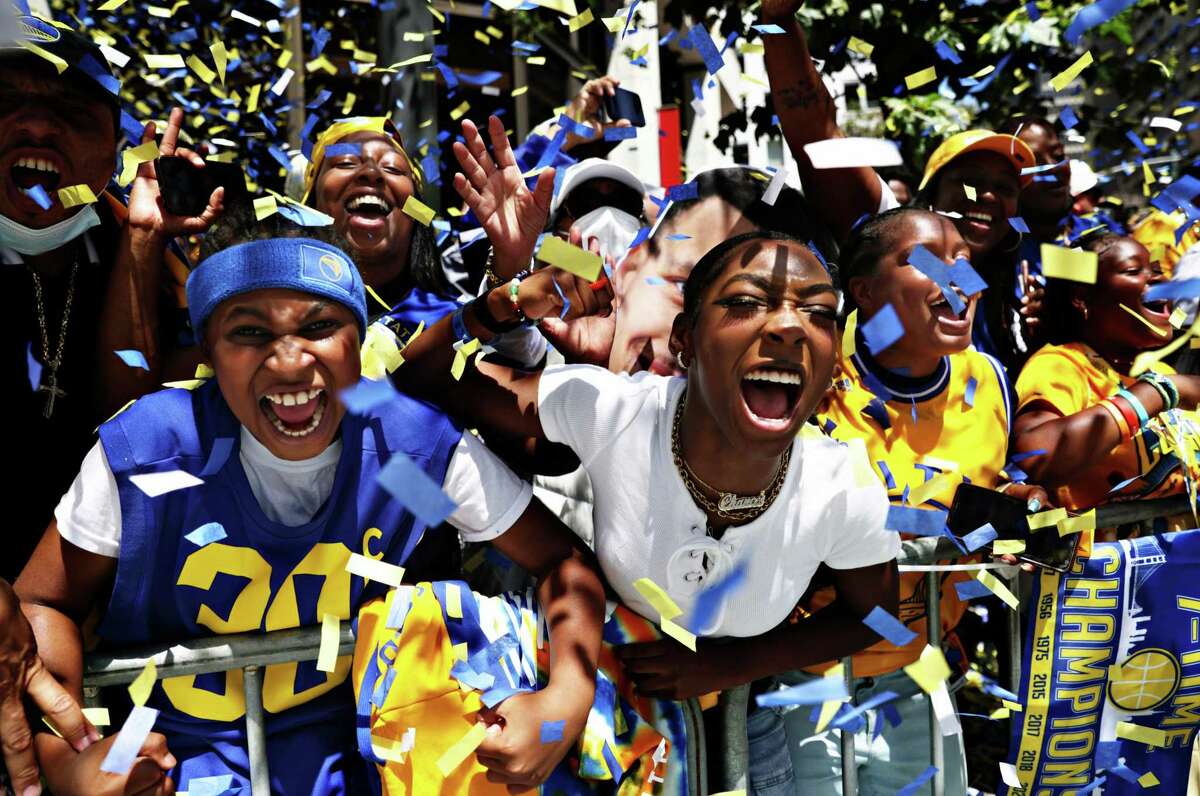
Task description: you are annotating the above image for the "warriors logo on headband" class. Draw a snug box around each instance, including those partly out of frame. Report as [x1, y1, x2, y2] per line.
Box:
[300, 244, 354, 292]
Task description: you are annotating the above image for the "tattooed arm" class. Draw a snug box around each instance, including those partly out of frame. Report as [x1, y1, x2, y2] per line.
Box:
[762, 0, 884, 242]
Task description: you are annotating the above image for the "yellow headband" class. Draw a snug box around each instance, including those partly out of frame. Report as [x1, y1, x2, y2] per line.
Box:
[301, 116, 424, 203]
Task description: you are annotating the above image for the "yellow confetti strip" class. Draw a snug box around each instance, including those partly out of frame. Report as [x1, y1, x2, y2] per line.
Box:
[474, 30, 491, 45]
[20, 42, 68, 73]
[1056, 509, 1096, 537]
[963, 184, 977, 202]
[129, 660, 157, 707]
[975, 570, 1019, 610]
[58, 184, 98, 208]
[536, 235, 603, 281]
[144, 53, 186, 69]
[401, 195, 436, 226]
[992, 539, 1026, 555]
[512, 85, 529, 97]
[392, 53, 433, 68]
[246, 83, 262, 113]
[842, 309, 859, 359]
[1002, 700, 1023, 712]
[452, 641, 469, 661]
[486, 25, 503, 38]
[345, 553, 405, 588]
[814, 662, 846, 732]
[253, 196, 278, 220]
[907, 472, 959, 506]
[451, 338, 481, 381]
[904, 66, 937, 90]
[568, 7, 594, 31]
[436, 723, 489, 776]
[737, 42, 765, 55]
[185, 54, 216, 84]
[633, 578, 682, 619]
[118, 141, 160, 187]
[1115, 721, 1168, 747]
[1119, 303, 1170, 337]
[1139, 772, 1161, 787]
[445, 583, 463, 618]
[601, 16, 624, 33]
[1027, 507, 1068, 530]
[1172, 306, 1189, 329]
[903, 644, 951, 695]
[847, 36, 874, 56]
[527, 56, 547, 66]
[449, 100, 471, 121]
[662, 618, 697, 651]
[342, 92, 357, 115]
[1050, 50, 1094, 92]
[403, 31, 426, 42]
[316, 613, 340, 673]
[98, 0, 129, 9]
[1040, 244, 1097, 283]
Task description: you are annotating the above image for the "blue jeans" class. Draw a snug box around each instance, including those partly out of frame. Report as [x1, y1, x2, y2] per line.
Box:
[747, 669, 968, 796]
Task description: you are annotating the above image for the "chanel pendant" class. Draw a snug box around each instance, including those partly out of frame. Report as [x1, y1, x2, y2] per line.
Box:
[718, 493, 766, 512]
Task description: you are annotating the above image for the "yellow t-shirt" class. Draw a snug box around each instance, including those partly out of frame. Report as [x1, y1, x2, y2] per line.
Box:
[806, 338, 1013, 677]
[1015, 342, 1200, 512]
[1132, 209, 1200, 279]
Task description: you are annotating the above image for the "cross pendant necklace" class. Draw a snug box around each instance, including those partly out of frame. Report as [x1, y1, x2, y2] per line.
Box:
[29, 259, 79, 419]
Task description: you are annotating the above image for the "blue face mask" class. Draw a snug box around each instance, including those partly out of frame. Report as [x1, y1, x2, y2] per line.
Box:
[0, 205, 101, 256]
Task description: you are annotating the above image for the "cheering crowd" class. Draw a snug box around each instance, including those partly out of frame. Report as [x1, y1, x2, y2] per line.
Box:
[4, 0, 1200, 794]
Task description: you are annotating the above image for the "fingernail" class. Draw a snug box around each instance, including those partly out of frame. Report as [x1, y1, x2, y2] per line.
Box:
[1028, 498, 1041, 512]
[24, 785, 42, 796]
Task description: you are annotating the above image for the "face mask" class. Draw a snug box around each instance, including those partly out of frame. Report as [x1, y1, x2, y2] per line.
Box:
[0, 205, 101, 256]
[573, 206, 641, 264]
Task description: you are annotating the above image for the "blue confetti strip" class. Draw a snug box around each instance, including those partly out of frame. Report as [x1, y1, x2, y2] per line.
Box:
[1064, 0, 1139, 46]
[604, 126, 638, 141]
[885, 505, 948, 536]
[1009, 216, 1031, 234]
[340, 378, 398, 415]
[751, 23, 786, 34]
[667, 182, 699, 201]
[1145, 278, 1200, 301]
[955, 579, 993, 600]
[1025, 1, 1041, 21]
[961, 523, 998, 552]
[898, 766, 939, 796]
[829, 689, 902, 731]
[877, 460, 896, 490]
[687, 24, 725, 75]
[755, 676, 849, 707]
[1059, 106, 1079, 129]
[1008, 449, 1048, 462]
[862, 605, 918, 646]
[24, 185, 52, 210]
[385, 587, 413, 629]
[377, 452, 458, 528]
[934, 40, 962, 64]
[964, 376, 977, 408]
[184, 522, 227, 547]
[860, 304, 905, 355]
[26, 342, 42, 391]
[948, 257, 988, 295]
[114, 349, 150, 370]
[1125, 130, 1150, 155]
[686, 560, 748, 634]
[188, 773, 241, 796]
[540, 720, 565, 743]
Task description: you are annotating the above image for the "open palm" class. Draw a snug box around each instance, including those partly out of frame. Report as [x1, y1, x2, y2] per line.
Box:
[452, 115, 554, 280]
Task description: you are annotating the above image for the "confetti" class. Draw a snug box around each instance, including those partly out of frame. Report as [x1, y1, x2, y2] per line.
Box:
[114, 349, 149, 370]
[184, 522, 227, 547]
[58, 184, 98, 208]
[316, 613, 341, 672]
[803, 137, 903, 169]
[401, 196, 436, 226]
[436, 723, 489, 776]
[100, 706, 159, 774]
[345, 553, 405, 588]
[128, 660, 157, 707]
[860, 304, 904, 355]
[904, 66, 937, 90]
[129, 470, 203, 497]
[536, 235, 602, 281]
[903, 644, 951, 694]
[1050, 50, 1094, 92]
[1040, 244, 1098, 284]
[862, 605, 917, 647]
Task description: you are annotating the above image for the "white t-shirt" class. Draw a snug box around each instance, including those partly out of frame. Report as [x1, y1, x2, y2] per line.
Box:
[537, 366, 898, 638]
[56, 426, 532, 558]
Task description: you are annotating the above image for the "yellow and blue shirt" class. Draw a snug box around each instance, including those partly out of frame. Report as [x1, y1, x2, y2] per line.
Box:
[1015, 342, 1200, 515]
[806, 329, 1013, 677]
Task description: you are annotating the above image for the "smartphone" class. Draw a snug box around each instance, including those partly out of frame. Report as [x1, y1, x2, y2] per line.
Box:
[946, 482, 1077, 572]
[602, 87, 646, 128]
[156, 156, 250, 217]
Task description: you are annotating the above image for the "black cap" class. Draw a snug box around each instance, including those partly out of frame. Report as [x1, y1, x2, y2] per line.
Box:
[1, 14, 122, 126]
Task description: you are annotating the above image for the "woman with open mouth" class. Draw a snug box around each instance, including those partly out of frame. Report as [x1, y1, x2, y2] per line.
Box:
[758, 206, 1045, 795]
[1013, 231, 1200, 536]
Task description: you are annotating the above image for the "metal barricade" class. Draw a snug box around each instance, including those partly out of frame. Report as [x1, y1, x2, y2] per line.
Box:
[709, 494, 1196, 796]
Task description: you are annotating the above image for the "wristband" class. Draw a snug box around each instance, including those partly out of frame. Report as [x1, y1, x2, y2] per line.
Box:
[1141, 377, 1172, 413]
[1116, 388, 1150, 428]
[1111, 394, 1141, 433]
[1098, 398, 1132, 440]
[508, 278, 535, 325]
[1138, 370, 1179, 411]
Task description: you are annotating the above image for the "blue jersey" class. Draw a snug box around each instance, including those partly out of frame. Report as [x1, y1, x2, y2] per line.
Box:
[97, 379, 461, 795]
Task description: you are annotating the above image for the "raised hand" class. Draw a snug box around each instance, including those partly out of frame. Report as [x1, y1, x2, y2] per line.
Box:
[561, 76, 631, 151]
[127, 107, 225, 243]
[452, 116, 554, 280]
[537, 231, 617, 365]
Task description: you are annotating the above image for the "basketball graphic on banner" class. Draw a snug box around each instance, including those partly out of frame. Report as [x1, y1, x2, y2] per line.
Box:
[1108, 648, 1180, 712]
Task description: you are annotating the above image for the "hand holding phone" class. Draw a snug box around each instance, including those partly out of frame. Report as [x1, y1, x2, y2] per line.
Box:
[602, 87, 646, 128]
[155, 156, 250, 217]
[946, 482, 1077, 572]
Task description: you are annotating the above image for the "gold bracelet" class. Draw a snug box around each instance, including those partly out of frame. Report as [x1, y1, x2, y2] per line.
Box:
[484, 248, 505, 289]
[1098, 398, 1132, 440]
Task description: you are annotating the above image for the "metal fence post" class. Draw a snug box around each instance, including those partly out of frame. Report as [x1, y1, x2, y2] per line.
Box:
[840, 656, 858, 795]
[243, 665, 271, 796]
[926, 571, 944, 796]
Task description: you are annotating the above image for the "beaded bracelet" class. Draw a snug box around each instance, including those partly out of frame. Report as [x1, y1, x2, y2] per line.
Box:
[1137, 370, 1179, 411]
[507, 277, 536, 326]
[1098, 398, 1132, 440]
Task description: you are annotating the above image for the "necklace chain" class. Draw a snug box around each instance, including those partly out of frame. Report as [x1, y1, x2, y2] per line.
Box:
[29, 260, 80, 418]
[671, 391, 790, 525]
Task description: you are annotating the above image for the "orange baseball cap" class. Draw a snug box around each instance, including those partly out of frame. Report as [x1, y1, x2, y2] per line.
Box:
[918, 129, 1037, 192]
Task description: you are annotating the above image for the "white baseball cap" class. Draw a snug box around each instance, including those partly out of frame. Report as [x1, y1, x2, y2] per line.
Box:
[551, 158, 647, 219]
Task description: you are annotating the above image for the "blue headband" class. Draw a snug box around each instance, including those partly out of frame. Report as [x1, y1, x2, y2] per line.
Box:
[187, 238, 368, 336]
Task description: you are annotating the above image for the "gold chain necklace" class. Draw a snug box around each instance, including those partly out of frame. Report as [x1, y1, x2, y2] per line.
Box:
[670, 392, 791, 524]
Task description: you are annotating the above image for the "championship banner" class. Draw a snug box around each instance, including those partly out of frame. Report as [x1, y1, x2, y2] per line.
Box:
[1002, 530, 1200, 794]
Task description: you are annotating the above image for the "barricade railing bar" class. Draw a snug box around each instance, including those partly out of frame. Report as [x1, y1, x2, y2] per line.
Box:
[81, 496, 1195, 796]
